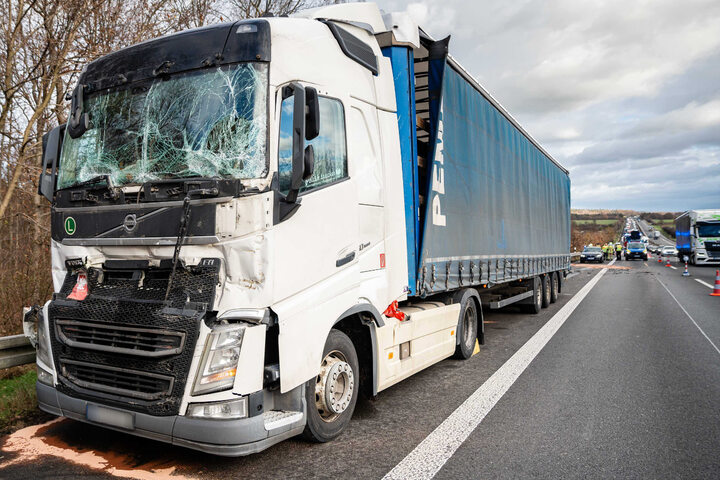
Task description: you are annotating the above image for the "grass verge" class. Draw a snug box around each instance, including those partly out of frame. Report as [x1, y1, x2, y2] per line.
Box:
[0, 365, 55, 435]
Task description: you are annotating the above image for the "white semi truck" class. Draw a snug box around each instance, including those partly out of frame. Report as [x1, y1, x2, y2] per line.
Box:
[675, 210, 720, 265]
[23, 3, 570, 455]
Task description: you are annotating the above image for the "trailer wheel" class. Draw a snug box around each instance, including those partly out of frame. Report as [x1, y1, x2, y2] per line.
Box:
[550, 272, 559, 303]
[302, 329, 359, 443]
[453, 297, 478, 359]
[524, 277, 542, 314]
[541, 275, 551, 308]
[557, 270, 564, 293]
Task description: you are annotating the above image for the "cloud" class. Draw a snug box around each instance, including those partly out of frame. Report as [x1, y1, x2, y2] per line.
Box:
[377, 0, 720, 210]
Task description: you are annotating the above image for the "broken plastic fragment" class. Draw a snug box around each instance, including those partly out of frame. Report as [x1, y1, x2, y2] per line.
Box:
[67, 272, 89, 301]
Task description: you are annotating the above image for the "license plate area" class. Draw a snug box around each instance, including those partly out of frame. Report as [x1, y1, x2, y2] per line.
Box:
[86, 404, 135, 430]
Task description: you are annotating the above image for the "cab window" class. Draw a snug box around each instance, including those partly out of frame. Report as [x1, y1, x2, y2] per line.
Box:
[278, 95, 347, 194]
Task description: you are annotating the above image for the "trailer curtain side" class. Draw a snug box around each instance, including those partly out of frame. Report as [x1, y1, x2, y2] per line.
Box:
[416, 59, 571, 296]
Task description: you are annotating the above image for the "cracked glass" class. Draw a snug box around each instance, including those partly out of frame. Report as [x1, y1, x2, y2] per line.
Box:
[58, 63, 268, 189]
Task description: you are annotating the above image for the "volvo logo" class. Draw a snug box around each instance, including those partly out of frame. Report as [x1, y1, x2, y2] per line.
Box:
[123, 214, 138, 233]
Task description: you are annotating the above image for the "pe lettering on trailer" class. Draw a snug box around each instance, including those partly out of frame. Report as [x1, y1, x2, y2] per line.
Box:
[432, 106, 446, 227]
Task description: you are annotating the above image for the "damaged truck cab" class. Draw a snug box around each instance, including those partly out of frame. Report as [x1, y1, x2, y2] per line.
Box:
[24, 2, 571, 456]
[28, 6, 410, 455]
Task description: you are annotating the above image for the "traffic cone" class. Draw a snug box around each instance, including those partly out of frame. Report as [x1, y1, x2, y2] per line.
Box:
[665, 257, 671, 267]
[658, 255, 662, 263]
[711, 270, 720, 297]
[682, 261, 690, 277]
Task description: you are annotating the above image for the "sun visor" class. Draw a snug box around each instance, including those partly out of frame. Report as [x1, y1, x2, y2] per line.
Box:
[80, 20, 270, 92]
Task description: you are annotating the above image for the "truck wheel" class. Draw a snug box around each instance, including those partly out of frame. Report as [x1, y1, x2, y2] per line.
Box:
[557, 270, 564, 293]
[303, 329, 359, 443]
[524, 277, 542, 314]
[453, 297, 478, 359]
[550, 272, 559, 303]
[541, 275, 551, 308]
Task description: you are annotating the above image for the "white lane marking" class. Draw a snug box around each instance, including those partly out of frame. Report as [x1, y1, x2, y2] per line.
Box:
[382, 260, 614, 480]
[655, 276, 720, 356]
[669, 266, 678, 270]
[695, 279, 713, 289]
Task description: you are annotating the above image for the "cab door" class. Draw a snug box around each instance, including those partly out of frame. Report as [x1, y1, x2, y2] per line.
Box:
[272, 87, 360, 392]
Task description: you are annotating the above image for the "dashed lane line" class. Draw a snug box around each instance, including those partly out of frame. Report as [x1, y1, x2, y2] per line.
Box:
[382, 259, 615, 480]
[655, 276, 720, 356]
[695, 279, 713, 289]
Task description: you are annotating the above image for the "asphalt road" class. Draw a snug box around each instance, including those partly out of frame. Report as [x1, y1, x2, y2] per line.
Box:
[637, 217, 675, 247]
[1, 259, 719, 479]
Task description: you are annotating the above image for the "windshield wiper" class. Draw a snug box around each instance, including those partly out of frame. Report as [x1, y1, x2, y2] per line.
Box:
[61, 174, 121, 201]
[60, 174, 113, 191]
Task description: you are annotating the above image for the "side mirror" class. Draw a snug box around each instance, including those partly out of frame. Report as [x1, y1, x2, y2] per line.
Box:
[68, 84, 89, 138]
[287, 82, 306, 204]
[305, 87, 320, 141]
[39, 124, 65, 202]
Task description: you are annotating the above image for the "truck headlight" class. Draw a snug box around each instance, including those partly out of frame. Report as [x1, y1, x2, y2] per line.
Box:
[193, 324, 245, 395]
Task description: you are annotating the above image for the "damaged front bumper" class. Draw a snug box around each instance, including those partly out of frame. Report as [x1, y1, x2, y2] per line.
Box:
[37, 382, 306, 456]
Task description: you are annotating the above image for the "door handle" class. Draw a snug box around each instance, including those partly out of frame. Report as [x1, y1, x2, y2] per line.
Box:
[336, 251, 355, 267]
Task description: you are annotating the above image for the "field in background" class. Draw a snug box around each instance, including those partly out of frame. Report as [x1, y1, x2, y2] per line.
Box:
[571, 211, 623, 251]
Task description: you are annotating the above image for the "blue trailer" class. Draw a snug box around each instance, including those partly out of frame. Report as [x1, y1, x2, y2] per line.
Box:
[384, 33, 571, 309]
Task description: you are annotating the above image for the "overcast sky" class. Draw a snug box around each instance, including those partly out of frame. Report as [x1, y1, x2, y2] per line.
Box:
[376, 0, 720, 211]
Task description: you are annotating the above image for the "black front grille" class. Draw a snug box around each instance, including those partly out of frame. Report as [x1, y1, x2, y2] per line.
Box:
[60, 359, 174, 400]
[49, 259, 220, 416]
[56, 319, 186, 357]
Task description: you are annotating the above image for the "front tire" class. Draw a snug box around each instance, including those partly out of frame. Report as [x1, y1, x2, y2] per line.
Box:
[303, 329, 359, 443]
[453, 296, 479, 359]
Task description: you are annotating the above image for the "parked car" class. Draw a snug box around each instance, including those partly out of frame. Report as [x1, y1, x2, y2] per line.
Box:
[580, 246, 604, 263]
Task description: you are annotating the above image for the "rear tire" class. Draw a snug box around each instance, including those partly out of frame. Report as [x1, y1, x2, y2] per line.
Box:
[524, 277, 542, 314]
[557, 270, 564, 293]
[541, 275, 551, 308]
[453, 297, 478, 360]
[550, 272, 559, 303]
[302, 329, 359, 443]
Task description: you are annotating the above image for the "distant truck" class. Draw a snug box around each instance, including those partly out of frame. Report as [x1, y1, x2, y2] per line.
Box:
[653, 231, 660, 240]
[23, 3, 570, 455]
[675, 210, 720, 265]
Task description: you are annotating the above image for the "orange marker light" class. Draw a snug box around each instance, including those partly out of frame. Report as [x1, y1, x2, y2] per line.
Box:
[199, 368, 237, 385]
[388, 352, 394, 359]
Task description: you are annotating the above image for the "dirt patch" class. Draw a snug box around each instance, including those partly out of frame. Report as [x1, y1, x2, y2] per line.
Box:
[0, 419, 195, 479]
[571, 263, 631, 270]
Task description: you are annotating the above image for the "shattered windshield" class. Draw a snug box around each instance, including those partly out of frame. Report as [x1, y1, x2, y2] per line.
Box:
[58, 63, 268, 189]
